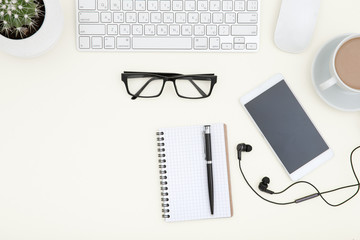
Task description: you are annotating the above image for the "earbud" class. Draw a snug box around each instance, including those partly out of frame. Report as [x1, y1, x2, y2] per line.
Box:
[258, 177, 274, 194]
[236, 143, 252, 160]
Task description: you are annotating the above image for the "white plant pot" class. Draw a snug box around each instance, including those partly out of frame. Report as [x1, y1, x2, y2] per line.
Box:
[0, 0, 64, 58]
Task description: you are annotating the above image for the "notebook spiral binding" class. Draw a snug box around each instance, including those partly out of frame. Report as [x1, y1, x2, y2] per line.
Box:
[157, 131, 170, 219]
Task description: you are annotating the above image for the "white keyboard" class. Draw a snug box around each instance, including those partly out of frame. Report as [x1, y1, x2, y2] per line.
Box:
[76, 0, 260, 52]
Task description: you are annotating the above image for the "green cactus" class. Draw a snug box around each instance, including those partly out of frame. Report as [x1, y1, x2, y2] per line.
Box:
[0, 0, 44, 38]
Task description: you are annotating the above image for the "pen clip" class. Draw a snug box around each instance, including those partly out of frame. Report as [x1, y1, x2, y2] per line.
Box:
[203, 129, 206, 157]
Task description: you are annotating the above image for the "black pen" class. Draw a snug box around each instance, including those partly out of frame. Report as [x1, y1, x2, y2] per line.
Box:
[204, 125, 214, 215]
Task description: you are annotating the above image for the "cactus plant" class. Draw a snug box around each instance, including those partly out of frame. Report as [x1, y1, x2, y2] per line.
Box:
[0, 0, 44, 39]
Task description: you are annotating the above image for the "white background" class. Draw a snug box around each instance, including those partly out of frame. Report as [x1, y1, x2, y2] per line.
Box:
[1, 0, 360, 239]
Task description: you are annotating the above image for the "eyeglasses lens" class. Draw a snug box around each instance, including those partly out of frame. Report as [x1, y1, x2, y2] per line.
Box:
[175, 77, 212, 98]
[127, 76, 164, 97]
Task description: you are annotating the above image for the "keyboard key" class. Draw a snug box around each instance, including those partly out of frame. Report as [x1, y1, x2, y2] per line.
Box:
[105, 37, 115, 49]
[247, 1, 258, 11]
[185, 1, 196, 11]
[206, 25, 217, 35]
[219, 25, 229, 36]
[194, 37, 208, 49]
[101, 12, 112, 23]
[126, 12, 137, 23]
[151, 12, 161, 23]
[234, 1, 245, 11]
[79, 12, 99, 23]
[246, 43, 257, 50]
[157, 25, 168, 35]
[225, 13, 236, 23]
[173, 1, 183, 11]
[231, 25, 257, 36]
[213, 13, 223, 23]
[110, 0, 121, 10]
[234, 37, 245, 43]
[135, 1, 146, 11]
[200, 13, 211, 23]
[222, 1, 233, 11]
[132, 25, 143, 35]
[92, 36, 103, 48]
[175, 13, 186, 23]
[114, 12, 124, 22]
[79, 36, 90, 49]
[117, 37, 131, 49]
[181, 25, 192, 35]
[188, 12, 199, 23]
[123, 0, 133, 10]
[164, 12, 174, 23]
[107, 24, 118, 35]
[98, 0, 108, 10]
[139, 12, 149, 23]
[79, 25, 105, 35]
[133, 37, 192, 49]
[209, 37, 220, 49]
[79, 0, 95, 10]
[119, 24, 131, 35]
[238, 13, 257, 23]
[194, 25, 205, 36]
[144, 25, 156, 35]
[197, 1, 208, 11]
[209, 1, 221, 11]
[234, 43, 245, 50]
[148, 1, 158, 10]
[170, 25, 180, 35]
[221, 43, 232, 50]
[160, 1, 171, 11]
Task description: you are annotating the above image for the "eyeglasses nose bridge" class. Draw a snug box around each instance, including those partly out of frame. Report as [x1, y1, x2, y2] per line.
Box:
[159, 78, 177, 95]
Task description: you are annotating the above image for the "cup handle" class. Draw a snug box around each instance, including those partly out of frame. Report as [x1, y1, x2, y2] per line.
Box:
[319, 77, 337, 91]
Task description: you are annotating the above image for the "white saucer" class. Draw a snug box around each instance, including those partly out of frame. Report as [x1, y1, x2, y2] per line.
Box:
[312, 34, 360, 111]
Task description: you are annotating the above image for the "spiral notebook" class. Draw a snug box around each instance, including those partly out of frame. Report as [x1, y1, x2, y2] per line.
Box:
[156, 123, 232, 222]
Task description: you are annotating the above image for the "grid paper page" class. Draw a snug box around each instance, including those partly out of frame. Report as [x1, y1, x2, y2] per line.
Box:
[158, 123, 232, 222]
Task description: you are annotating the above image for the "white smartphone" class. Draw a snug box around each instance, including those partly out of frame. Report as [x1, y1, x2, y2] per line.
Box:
[240, 74, 333, 181]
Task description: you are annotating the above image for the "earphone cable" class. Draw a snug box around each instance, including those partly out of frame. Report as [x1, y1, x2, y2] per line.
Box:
[238, 160, 295, 205]
[239, 146, 360, 206]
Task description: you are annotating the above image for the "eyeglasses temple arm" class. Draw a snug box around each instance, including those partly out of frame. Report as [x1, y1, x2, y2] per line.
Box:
[131, 77, 160, 100]
[187, 78, 207, 97]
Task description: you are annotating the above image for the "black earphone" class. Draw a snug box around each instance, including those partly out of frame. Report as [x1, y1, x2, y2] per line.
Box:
[258, 177, 274, 194]
[236, 143, 360, 206]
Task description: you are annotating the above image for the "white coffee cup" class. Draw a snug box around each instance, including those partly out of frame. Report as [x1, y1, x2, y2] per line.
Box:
[319, 34, 360, 93]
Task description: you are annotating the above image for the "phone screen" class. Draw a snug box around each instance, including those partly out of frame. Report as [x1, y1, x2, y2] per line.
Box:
[244, 80, 329, 174]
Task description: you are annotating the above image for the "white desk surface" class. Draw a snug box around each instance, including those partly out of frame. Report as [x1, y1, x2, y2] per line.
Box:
[1, 0, 360, 239]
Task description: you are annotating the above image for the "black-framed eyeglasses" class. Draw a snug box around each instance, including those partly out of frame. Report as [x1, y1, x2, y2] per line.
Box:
[121, 71, 217, 100]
